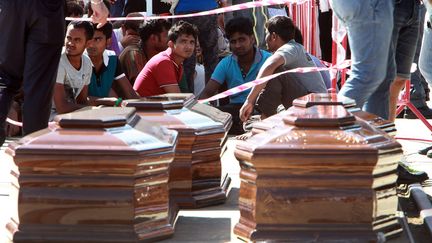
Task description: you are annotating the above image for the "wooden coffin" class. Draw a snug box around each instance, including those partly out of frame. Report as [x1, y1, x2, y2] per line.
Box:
[234, 105, 402, 242]
[253, 93, 396, 136]
[7, 107, 178, 242]
[123, 94, 231, 208]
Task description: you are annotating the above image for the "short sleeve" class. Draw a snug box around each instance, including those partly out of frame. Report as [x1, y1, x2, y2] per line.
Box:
[83, 57, 92, 86]
[56, 64, 66, 84]
[210, 58, 227, 84]
[152, 60, 180, 87]
[275, 45, 297, 67]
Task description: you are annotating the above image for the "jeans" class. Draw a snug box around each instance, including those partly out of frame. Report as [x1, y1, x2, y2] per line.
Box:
[410, 4, 428, 108]
[366, 0, 421, 118]
[330, 0, 394, 117]
[419, 10, 432, 84]
[0, 0, 64, 146]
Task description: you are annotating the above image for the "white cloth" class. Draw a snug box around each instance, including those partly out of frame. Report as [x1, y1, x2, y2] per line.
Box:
[56, 49, 92, 101]
[193, 64, 205, 97]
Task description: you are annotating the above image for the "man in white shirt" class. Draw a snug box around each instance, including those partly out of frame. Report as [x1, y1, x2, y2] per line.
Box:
[52, 21, 94, 116]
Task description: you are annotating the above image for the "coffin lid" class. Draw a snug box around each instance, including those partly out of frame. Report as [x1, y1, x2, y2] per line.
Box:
[135, 108, 225, 134]
[293, 93, 356, 108]
[123, 93, 195, 110]
[9, 107, 177, 156]
[237, 105, 400, 156]
[283, 105, 356, 127]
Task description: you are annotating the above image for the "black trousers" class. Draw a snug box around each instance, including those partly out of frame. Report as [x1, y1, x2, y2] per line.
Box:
[0, 0, 64, 145]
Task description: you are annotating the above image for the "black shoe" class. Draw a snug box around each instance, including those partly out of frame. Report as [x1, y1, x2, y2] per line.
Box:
[419, 145, 432, 155]
[396, 164, 429, 185]
[404, 106, 432, 119]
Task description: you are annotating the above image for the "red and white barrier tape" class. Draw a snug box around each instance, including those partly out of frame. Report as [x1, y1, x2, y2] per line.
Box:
[66, 0, 311, 22]
[198, 60, 351, 104]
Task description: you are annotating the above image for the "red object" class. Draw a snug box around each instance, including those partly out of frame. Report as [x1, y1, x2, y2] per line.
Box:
[396, 80, 432, 132]
[134, 48, 183, 97]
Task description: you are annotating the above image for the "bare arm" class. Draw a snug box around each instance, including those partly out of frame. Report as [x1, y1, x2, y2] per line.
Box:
[239, 54, 285, 122]
[53, 84, 89, 114]
[162, 84, 181, 94]
[91, 0, 110, 28]
[199, 79, 222, 99]
[114, 76, 140, 99]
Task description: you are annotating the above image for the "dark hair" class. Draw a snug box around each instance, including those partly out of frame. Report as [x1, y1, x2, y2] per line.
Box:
[123, 13, 144, 33]
[66, 2, 84, 17]
[294, 26, 303, 45]
[93, 22, 113, 39]
[68, 21, 94, 40]
[168, 21, 199, 42]
[225, 17, 254, 39]
[139, 19, 172, 43]
[265, 16, 295, 42]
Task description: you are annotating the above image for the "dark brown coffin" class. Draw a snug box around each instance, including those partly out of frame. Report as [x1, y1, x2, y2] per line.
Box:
[123, 93, 232, 208]
[253, 93, 396, 136]
[7, 107, 178, 242]
[234, 105, 402, 242]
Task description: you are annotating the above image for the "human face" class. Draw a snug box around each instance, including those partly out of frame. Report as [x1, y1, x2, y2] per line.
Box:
[65, 26, 90, 57]
[155, 29, 169, 52]
[265, 29, 278, 53]
[229, 32, 255, 57]
[171, 34, 196, 60]
[86, 30, 108, 58]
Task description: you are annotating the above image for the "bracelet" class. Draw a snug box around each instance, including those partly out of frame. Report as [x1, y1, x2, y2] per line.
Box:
[91, 0, 103, 5]
[114, 98, 123, 107]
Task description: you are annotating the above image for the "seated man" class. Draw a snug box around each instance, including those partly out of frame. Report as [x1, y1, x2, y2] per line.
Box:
[52, 21, 94, 117]
[119, 19, 172, 84]
[240, 16, 327, 122]
[86, 22, 139, 100]
[133, 21, 198, 97]
[200, 17, 271, 135]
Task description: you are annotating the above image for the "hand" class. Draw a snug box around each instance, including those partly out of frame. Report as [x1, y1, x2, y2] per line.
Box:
[239, 101, 254, 122]
[121, 34, 141, 48]
[91, 1, 110, 29]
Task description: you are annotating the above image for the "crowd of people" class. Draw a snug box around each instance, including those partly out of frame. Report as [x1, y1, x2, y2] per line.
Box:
[1, 0, 432, 155]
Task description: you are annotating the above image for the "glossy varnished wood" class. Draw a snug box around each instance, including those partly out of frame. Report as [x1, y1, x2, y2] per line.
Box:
[253, 93, 396, 136]
[8, 107, 178, 242]
[234, 104, 402, 242]
[124, 94, 232, 209]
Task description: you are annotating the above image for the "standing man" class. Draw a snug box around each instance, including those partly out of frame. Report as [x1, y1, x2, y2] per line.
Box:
[239, 16, 327, 122]
[199, 17, 271, 135]
[0, 0, 109, 146]
[133, 21, 198, 97]
[329, 0, 394, 117]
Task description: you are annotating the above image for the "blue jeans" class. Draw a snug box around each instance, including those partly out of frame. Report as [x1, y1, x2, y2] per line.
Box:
[365, 0, 421, 119]
[419, 10, 432, 84]
[330, 0, 394, 117]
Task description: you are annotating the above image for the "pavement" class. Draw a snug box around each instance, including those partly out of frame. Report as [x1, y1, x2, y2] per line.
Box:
[2, 117, 432, 242]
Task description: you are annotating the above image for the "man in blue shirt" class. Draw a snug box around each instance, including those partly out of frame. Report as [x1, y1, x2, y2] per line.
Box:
[200, 17, 271, 135]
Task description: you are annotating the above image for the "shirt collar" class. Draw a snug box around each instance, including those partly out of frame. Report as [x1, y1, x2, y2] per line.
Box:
[232, 47, 263, 65]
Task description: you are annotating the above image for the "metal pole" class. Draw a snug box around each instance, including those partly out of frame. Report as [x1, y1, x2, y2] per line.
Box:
[147, 0, 153, 16]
